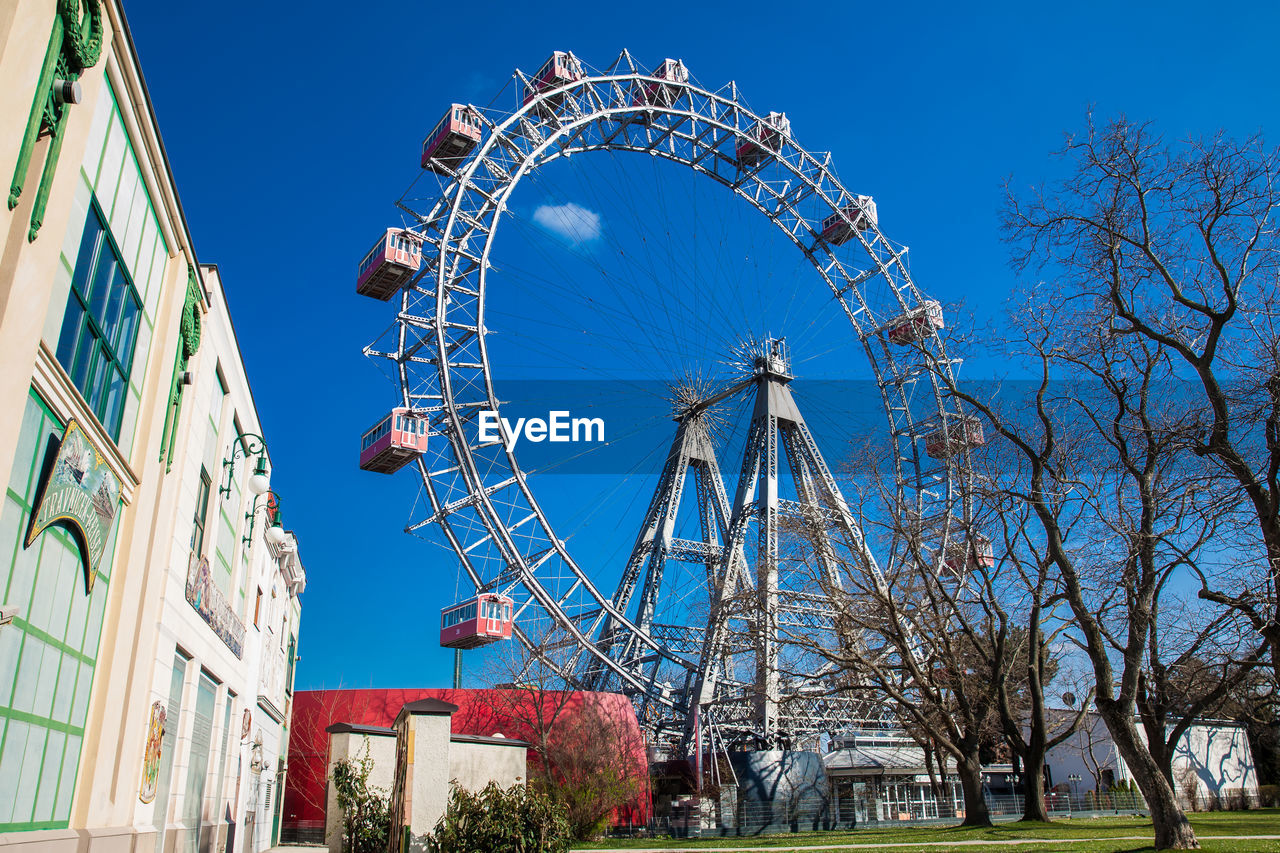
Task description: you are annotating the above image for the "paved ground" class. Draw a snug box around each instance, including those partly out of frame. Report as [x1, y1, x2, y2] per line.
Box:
[575, 835, 1280, 852]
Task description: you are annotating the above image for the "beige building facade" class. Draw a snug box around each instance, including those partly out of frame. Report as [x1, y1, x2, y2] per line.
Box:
[0, 4, 305, 853]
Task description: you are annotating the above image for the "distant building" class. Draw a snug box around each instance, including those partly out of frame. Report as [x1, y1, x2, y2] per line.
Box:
[0, 4, 306, 853]
[823, 731, 1018, 824]
[825, 731, 963, 823]
[1044, 713, 1259, 804]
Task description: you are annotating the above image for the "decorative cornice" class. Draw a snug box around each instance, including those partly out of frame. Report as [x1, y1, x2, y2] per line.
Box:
[257, 695, 285, 724]
[32, 341, 139, 504]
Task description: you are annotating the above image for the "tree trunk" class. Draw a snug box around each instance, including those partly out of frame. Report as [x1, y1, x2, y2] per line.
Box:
[1096, 701, 1199, 849]
[1019, 752, 1049, 822]
[956, 752, 992, 827]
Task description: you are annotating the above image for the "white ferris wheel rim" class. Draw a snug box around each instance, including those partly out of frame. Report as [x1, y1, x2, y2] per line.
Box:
[379, 50, 972, 714]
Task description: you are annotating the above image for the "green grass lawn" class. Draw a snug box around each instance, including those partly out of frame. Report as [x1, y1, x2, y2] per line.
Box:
[578, 809, 1280, 852]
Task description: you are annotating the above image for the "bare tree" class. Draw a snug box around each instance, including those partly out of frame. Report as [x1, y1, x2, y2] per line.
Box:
[479, 630, 580, 770]
[1138, 603, 1270, 792]
[976, 491, 1091, 822]
[923, 280, 1223, 848]
[478, 626, 649, 840]
[784, 501, 1003, 827]
[1004, 116, 1280, 685]
[285, 687, 385, 838]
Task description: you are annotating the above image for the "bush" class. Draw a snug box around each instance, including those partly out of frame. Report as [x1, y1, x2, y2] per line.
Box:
[1258, 784, 1279, 808]
[430, 781, 572, 853]
[531, 698, 646, 841]
[331, 747, 391, 853]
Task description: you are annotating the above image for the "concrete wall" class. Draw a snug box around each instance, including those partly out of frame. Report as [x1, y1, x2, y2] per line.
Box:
[405, 713, 452, 851]
[1172, 722, 1258, 800]
[381, 707, 529, 853]
[1045, 714, 1260, 799]
[324, 732, 396, 853]
[448, 739, 527, 794]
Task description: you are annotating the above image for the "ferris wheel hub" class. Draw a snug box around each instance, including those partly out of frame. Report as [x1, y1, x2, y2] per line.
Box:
[752, 337, 792, 380]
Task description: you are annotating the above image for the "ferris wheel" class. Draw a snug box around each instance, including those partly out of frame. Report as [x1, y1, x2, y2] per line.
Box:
[358, 50, 984, 751]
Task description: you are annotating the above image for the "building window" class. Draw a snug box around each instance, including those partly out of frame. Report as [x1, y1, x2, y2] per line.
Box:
[191, 466, 211, 556]
[253, 588, 263, 628]
[55, 202, 142, 440]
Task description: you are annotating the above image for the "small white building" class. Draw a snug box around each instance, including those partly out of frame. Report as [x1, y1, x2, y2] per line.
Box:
[1044, 713, 1258, 806]
[825, 731, 962, 823]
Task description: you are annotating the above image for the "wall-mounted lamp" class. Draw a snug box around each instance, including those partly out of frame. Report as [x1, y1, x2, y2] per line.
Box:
[53, 79, 82, 106]
[220, 432, 271, 499]
[244, 490, 287, 547]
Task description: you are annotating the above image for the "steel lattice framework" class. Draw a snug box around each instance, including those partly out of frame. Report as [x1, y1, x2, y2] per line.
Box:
[364, 50, 975, 750]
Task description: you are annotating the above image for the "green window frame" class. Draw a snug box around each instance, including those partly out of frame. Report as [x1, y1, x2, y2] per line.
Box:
[55, 200, 142, 441]
[191, 466, 211, 555]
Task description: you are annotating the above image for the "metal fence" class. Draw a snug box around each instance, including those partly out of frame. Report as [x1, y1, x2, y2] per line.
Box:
[279, 820, 326, 846]
[624, 791, 1156, 839]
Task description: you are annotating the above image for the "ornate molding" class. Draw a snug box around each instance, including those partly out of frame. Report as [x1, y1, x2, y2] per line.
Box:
[32, 341, 139, 504]
[8, 0, 103, 240]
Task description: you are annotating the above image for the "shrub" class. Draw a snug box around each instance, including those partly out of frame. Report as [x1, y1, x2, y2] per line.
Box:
[331, 747, 391, 853]
[430, 781, 572, 853]
[528, 697, 646, 841]
[1258, 784, 1279, 808]
[1224, 788, 1251, 811]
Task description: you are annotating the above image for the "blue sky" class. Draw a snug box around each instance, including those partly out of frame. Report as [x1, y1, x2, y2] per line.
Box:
[119, 0, 1280, 689]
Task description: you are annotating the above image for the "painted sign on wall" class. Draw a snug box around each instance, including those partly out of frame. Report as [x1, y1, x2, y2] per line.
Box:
[185, 553, 246, 658]
[139, 700, 166, 803]
[25, 418, 120, 592]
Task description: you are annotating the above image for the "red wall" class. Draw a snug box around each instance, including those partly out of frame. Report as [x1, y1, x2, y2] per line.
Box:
[283, 688, 649, 831]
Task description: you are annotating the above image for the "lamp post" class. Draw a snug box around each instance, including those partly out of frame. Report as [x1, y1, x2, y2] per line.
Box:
[243, 490, 286, 547]
[219, 432, 271, 499]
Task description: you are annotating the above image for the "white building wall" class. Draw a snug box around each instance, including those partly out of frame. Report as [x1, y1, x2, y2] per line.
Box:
[1171, 722, 1258, 800]
[133, 265, 306, 853]
[1044, 713, 1259, 801]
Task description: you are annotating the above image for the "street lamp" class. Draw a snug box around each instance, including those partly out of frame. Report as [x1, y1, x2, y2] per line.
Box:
[219, 432, 271, 499]
[244, 490, 286, 547]
[1068, 773, 1082, 796]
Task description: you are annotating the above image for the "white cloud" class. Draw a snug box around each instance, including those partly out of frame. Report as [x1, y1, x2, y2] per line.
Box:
[532, 202, 602, 244]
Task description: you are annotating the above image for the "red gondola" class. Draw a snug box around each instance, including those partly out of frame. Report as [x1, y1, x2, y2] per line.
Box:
[421, 104, 483, 173]
[359, 407, 428, 474]
[736, 112, 790, 169]
[356, 229, 423, 301]
[820, 196, 879, 245]
[523, 51, 584, 113]
[885, 300, 944, 345]
[943, 533, 995, 575]
[924, 417, 985, 460]
[440, 593, 514, 649]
